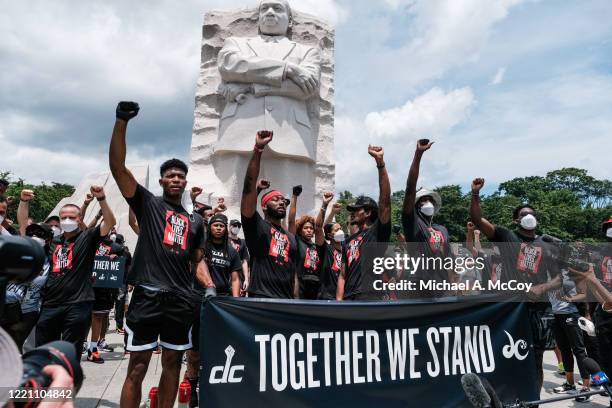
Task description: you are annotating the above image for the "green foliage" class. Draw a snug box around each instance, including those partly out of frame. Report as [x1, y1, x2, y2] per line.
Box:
[1, 171, 75, 225]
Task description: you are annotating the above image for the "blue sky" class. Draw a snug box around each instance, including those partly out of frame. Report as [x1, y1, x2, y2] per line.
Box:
[1, 0, 611, 196]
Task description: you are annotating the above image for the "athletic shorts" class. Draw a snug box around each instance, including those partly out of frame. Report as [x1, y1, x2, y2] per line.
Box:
[93, 288, 114, 313]
[124, 286, 194, 352]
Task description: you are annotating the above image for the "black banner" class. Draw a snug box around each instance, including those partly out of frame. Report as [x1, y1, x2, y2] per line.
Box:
[92, 255, 125, 288]
[200, 298, 539, 407]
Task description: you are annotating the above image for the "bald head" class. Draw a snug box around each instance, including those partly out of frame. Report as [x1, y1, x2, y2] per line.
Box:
[258, 0, 292, 36]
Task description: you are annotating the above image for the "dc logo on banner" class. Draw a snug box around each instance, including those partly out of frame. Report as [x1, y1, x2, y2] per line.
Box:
[502, 330, 529, 361]
[209, 345, 245, 384]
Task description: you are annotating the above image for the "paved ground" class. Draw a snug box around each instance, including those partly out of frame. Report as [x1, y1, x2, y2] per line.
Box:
[75, 317, 610, 407]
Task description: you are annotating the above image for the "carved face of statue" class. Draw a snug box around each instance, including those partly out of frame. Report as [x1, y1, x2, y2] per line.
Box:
[258, 0, 291, 36]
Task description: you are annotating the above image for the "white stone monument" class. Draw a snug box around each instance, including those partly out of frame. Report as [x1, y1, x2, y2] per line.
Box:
[189, 0, 335, 218]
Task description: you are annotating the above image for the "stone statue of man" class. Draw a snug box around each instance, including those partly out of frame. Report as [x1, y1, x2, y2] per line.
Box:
[215, 0, 322, 161]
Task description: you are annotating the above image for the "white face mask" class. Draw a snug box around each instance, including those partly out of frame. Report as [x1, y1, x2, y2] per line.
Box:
[606, 228, 612, 239]
[420, 202, 435, 217]
[51, 226, 61, 237]
[109, 234, 117, 242]
[333, 230, 345, 242]
[519, 214, 537, 230]
[31, 236, 46, 247]
[60, 218, 79, 233]
[230, 227, 240, 236]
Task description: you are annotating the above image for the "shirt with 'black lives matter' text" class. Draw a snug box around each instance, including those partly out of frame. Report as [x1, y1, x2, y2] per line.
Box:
[126, 184, 205, 297]
[242, 212, 297, 299]
[43, 225, 103, 306]
[318, 242, 343, 299]
[342, 219, 391, 298]
[197, 241, 242, 296]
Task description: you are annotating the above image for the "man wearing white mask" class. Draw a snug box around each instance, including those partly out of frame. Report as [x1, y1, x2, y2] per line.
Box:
[318, 200, 344, 300]
[35, 185, 116, 358]
[470, 177, 560, 394]
[401, 139, 453, 297]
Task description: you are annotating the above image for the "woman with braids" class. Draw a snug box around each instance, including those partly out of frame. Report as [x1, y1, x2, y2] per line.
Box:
[186, 212, 241, 407]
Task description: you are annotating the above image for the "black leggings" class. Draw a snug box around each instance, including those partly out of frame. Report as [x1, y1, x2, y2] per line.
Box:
[552, 313, 589, 379]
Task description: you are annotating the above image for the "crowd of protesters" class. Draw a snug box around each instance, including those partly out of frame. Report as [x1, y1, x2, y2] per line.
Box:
[1, 101, 611, 407]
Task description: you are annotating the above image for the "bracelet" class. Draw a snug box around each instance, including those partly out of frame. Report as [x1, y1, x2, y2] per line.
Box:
[377, 163, 385, 169]
[97, 196, 106, 202]
[254, 144, 264, 153]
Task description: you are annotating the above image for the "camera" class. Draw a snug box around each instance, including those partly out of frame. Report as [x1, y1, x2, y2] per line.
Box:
[20, 340, 83, 392]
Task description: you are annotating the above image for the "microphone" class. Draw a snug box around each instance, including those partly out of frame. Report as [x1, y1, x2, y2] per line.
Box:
[583, 357, 612, 401]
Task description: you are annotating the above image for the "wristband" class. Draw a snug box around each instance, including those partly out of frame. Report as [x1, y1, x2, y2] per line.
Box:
[254, 144, 264, 153]
[376, 163, 385, 169]
[96, 196, 106, 202]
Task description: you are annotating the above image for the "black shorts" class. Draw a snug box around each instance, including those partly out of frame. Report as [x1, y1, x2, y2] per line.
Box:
[125, 286, 194, 351]
[93, 288, 114, 313]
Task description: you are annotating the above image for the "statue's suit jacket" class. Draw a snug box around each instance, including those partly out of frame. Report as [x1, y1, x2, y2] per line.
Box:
[216, 35, 321, 162]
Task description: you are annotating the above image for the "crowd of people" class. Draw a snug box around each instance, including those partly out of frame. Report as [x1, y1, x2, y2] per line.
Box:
[1, 101, 611, 407]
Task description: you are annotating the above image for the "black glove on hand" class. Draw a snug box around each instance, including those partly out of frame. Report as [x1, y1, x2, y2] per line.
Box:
[204, 286, 217, 299]
[292, 185, 303, 197]
[116, 101, 140, 122]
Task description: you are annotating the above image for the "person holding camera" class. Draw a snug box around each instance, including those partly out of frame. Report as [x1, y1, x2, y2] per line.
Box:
[35, 185, 116, 359]
[110, 101, 211, 408]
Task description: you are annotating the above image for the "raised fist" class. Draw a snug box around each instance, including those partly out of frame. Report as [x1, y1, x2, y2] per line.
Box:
[90, 185, 105, 199]
[332, 202, 342, 212]
[368, 145, 384, 160]
[257, 179, 270, 191]
[322, 191, 334, 205]
[217, 197, 225, 205]
[292, 185, 303, 197]
[214, 202, 227, 213]
[467, 221, 475, 231]
[84, 193, 94, 205]
[116, 101, 140, 122]
[6, 196, 14, 205]
[471, 178, 485, 194]
[190, 186, 203, 202]
[416, 138, 434, 152]
[255, 130, 273, 148]
[20, 189, 35, 202]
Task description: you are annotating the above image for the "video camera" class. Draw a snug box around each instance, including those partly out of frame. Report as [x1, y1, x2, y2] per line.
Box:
[0, 235, 83, 407]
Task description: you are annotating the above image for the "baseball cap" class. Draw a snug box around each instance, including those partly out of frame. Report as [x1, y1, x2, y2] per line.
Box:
[230, 219, 241, 227]
[346, 196, 377, 212]
[25, 222, 53, 240]
[44, 215, 60, 224]
[415, 188, 442, 214]
[209, 213, 228, 226]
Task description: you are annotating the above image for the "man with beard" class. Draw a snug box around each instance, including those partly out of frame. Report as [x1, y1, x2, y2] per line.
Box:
[470, 177, 560, 395]
[402, 139, 452, 297]
[109, 101, 209, 408]
[336, 145, 391, 300]
[240, 130, 298, 299]
[229, 219, 250, 295]
[186, 213, 241, 407]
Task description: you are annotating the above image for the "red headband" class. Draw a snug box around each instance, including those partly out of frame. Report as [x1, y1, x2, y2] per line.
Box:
[261, 190, 283, 208]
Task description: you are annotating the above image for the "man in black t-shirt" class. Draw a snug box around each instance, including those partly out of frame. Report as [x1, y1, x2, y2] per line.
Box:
[317, 194, 345, 300]
[36, 185, 116, 357]
[229, 219, 250, 295]
[336, 145, 391, 300]
[110, 101, 211, 408]
[470, 177, 560, 394]
[240, 130, 299, 299]
[186, 213, 241, 407]
[401, 139, 452, 296]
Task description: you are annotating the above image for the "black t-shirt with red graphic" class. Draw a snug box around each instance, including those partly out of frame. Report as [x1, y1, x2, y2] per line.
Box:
[342, 219, 392, 298]
[296, 239, 324, 299]
[230, 237, 250, 263]
[126, 184, 206, 297]
[241, 212, 298, 299]
[197, 241, 242, 296]
[318, 242, 343, 299]
[493, 227, 559, 304]
[43, 225, 103, 306]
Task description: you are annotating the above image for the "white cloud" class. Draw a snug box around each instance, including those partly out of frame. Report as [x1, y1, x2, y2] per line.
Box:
[364, 87, 475, 139]
[491, 67, 506, 85]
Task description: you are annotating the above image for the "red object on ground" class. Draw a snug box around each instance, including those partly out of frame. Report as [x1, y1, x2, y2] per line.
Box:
[178, 380, 191, 404]
[148, 387, 158, 408]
